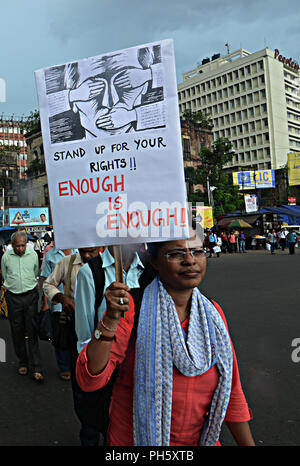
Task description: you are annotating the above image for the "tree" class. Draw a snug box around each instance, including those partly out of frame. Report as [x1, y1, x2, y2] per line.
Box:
[185, 137, 244, 217]
[182, 109, 212, 129]
[22, 109, 41, 133]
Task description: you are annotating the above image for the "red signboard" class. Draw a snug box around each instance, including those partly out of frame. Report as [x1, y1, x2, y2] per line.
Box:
[274, 49, 299, 71]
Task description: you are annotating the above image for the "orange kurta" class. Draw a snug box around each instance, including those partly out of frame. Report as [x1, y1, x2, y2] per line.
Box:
[76, 296, 252, 446]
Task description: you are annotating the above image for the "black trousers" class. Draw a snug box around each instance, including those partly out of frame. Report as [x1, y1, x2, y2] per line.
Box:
[279, 238, 286, 251]
[67, 317, 101, 446]
[209, 242, 216, 256]
[5, 287, 42, 373]
[289, 243, 296, 254]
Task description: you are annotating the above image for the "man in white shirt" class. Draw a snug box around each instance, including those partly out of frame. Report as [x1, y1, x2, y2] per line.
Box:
[278, 228, 287, 251]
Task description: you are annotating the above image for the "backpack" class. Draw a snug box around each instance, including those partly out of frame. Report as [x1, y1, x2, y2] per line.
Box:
[78, 253, 156, 441]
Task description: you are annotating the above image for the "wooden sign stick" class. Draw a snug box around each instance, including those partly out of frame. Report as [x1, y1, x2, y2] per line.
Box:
[112, 245, 125, 317]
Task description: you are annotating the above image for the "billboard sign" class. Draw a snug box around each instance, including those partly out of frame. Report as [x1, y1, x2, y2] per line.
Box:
[288, 152, 300, 187]
[232, 169, 275, 190]
[8, 207, 50, 227]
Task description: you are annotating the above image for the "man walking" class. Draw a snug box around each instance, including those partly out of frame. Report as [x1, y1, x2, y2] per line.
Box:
[278, 228, 287, 251]
[287, 229, 298, 255]
[74, 243, 152, 445]
[208, 230, 218, 258]
[75, 244, 145, 355]
[1, 231, 43, 382]
[239, 230, 246, 253]
[267, 229, 277, 255]
[43, 246, 101, 446]
[41, 245, 77, 381]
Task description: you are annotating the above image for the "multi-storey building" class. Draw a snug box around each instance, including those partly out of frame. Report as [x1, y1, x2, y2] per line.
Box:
[181, 118, 212, 196]
[178, 48, 300, 173]
[18, 128, 48, 207]
[0, 115, 28, 179]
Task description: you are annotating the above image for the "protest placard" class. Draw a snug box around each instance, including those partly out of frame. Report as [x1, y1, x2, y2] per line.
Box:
[194, 206, 214, 229]
[35, 39, 189, 248]
[244, 194, 258, 213]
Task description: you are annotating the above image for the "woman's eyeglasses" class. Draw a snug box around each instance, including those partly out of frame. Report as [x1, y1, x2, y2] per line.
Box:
[164, 248, 205, 262]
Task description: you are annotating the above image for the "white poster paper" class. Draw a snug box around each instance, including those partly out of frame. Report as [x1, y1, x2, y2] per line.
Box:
[35, 39, 188, 249]
[244, 194, 258, 213]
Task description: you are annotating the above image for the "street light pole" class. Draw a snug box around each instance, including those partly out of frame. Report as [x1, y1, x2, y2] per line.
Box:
[207, 175, 211, 206]
[2, 187, 4, 226]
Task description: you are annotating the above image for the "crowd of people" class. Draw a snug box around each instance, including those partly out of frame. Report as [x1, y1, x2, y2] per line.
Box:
[204, 228, 248, 257]
[265, 227, 298, 255]
[0, 225, 256, 447]
[203, 226, 299, 257]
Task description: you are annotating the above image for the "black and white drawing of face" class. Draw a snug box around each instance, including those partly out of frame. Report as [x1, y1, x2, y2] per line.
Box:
[65, 47, 157, 138]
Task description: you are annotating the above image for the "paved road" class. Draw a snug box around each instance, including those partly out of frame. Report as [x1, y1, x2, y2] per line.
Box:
[0, 247, 299, 446]
[201, 248, 300, 446]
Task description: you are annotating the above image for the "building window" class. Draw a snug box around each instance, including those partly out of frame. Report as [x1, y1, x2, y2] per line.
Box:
[261, 103, 267, 113]
[44, 185, 49, 206]
[251, 63, 257, 74]
[183, 138, 191, 160]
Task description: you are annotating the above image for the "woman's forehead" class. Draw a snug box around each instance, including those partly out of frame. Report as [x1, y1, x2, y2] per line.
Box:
[163, 235, 203, 250]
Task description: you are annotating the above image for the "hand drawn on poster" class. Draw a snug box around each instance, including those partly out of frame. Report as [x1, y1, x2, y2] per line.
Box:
[44, 45, 166, 144]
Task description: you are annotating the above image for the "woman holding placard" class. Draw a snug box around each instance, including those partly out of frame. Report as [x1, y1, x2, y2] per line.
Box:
[76, 227, 254, 446]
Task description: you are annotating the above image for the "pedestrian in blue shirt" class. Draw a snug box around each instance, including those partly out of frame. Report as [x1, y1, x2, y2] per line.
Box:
[74, 244, 146, 446]
[287, 230, 298, 255]
[75, 245, 144, 354]
[267, 229, 276, 255]
[208, 231, 217, 258]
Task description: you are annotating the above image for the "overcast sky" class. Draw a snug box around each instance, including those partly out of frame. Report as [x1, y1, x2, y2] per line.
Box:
[0, 0, 299, 118]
